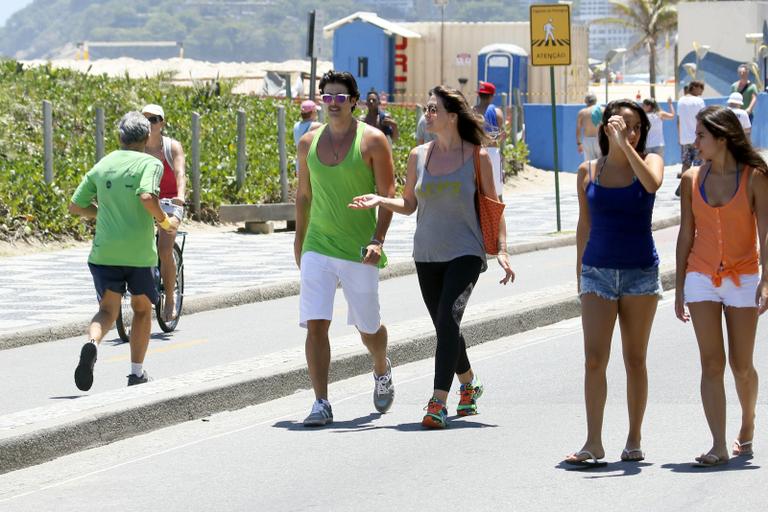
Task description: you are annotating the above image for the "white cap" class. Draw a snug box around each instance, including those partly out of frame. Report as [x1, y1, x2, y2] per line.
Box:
[727, 92, 744, 106]
[141, 104, 165, 118]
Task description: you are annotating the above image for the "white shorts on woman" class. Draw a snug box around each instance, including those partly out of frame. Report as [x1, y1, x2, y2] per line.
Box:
[684, 272, 759, 308]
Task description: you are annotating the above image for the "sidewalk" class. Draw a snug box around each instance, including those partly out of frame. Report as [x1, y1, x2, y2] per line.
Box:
[0, 165, 683, 343]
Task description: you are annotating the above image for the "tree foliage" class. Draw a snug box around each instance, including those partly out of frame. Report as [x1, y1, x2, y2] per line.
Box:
[0, 59, 421, 242]
[595, 0, 678, 97]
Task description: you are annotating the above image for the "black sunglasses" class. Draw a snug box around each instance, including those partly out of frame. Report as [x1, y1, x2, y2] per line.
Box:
[146, 115, 163, 124]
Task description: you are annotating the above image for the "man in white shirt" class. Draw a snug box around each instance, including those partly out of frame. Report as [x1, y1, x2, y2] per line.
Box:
[675, 80, 706, 196]
[727, 92, 752, 138]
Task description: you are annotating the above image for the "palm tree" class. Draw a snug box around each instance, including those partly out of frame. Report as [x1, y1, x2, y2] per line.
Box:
[595, 0, 679, 98]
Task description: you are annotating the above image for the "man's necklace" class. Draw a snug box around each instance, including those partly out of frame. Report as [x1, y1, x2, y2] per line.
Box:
[328, 123, 354, 161]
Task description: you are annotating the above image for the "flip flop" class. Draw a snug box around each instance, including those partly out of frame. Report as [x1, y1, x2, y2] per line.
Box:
[732, 439, 753, 456]
[620, 448, 645, 462]
[564, 450, 608, 468]
[692, 453, 729, 467]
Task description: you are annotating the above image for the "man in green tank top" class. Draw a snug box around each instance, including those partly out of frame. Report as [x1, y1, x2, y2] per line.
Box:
[69, 112, 180, 391]
[294, 70, 396, 426]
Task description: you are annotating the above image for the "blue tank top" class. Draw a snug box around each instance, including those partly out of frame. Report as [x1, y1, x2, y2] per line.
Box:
[582, 159, 658, 269]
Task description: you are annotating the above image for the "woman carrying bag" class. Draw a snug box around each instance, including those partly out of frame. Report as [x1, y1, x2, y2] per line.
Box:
[349, 85, 514, 428]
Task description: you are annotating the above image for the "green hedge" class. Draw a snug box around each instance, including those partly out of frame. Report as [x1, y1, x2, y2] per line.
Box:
[0, 60, 526, 243]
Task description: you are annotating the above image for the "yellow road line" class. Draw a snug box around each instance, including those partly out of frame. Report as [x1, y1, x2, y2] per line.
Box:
[104, 339, 209, 363]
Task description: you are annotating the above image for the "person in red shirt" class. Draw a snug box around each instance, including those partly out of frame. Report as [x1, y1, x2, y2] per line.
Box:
[142, 104, 186, 321]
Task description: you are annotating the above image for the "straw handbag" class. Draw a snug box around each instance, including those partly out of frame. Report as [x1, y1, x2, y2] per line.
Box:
[473, 146, 506, 255]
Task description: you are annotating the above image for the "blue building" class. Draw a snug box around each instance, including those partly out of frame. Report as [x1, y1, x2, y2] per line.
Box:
[323, 12, 421, 97]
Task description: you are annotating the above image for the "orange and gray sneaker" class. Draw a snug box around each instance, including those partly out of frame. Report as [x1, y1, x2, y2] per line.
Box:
[457, 378, 484, 416]
[421, 397, 448, 429]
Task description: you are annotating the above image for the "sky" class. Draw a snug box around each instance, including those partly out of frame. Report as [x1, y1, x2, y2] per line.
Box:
[0, 0, 34, 27]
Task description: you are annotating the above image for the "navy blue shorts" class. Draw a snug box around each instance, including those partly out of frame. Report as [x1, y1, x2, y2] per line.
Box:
[88, 263, 158, 304]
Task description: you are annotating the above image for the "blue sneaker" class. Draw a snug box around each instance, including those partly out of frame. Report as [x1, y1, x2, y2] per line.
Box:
[303, 399, 333, 427]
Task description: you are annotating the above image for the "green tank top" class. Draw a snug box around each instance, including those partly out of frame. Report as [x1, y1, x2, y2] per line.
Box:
[303, 121, 387, 268]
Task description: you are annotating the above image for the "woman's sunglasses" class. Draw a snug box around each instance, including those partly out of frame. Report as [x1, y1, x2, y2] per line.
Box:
[320, 93, 351, 105]
[146, 115, 163, 124]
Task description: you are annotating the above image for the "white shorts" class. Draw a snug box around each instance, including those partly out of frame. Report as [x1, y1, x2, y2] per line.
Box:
[486, 147, 504, 197]
[684, 272, 759, 308]
[583, 136, 600, 161]
[160, 198, 184, 220]
[299, 251, 381, 334]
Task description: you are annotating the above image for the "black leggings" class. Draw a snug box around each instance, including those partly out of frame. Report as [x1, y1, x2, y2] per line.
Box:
[415, 255, 483, 392]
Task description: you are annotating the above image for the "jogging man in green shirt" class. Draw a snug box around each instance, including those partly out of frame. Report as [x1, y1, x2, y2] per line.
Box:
[69, 111, 180, 391]
[294, 70, 396, 426]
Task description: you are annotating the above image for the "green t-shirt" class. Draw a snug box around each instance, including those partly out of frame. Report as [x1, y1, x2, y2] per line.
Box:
[303, 122, 387, 268]
[71, 150, 163, 267]
[731, 81, 758, 110]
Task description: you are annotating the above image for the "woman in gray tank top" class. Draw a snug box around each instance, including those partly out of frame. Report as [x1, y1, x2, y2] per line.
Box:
[349, 86, 514, 428]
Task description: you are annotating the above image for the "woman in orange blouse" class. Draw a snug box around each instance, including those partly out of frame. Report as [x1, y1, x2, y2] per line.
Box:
[676, 105, 768, 467]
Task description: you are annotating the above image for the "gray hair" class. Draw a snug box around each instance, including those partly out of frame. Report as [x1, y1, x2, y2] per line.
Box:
[117, 111, 150, 145]
[584, 93, 597, 106]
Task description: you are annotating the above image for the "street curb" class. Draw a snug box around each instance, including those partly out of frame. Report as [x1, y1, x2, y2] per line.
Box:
[0, 215, 680, 350]
[0, 268, 676, 475]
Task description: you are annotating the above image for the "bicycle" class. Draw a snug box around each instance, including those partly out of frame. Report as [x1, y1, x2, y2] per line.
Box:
[116, 209, 187, 342]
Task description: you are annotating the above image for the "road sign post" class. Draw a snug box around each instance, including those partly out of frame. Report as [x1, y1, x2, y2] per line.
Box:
[530, 4, 571, 232]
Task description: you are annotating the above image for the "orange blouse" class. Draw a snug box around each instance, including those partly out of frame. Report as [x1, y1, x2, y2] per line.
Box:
[686, 166, 758, 287]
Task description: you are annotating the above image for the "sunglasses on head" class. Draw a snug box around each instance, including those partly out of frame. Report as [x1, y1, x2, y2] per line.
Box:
[320, 93, 351, 105]
[146, 115, 163, 124]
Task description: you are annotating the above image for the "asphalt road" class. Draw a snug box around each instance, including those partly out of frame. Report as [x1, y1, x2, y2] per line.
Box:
[0, 227, 679, 415]
[1, 291, 766, 511]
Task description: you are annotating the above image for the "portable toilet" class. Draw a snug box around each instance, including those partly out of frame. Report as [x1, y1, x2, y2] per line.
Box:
[324, 12, 421, 98]
[477, 44, 528, 107]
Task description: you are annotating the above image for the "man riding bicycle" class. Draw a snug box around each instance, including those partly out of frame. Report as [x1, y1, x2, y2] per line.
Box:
[142, 104, 186, 321]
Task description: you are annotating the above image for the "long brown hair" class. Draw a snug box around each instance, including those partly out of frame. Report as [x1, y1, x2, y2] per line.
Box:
[697, 105, 768, 175]
[430, 85, 488, 146]
[598, 99, 650, 157]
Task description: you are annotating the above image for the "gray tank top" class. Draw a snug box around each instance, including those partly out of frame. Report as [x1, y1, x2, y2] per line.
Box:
[413, 144, 486, 264]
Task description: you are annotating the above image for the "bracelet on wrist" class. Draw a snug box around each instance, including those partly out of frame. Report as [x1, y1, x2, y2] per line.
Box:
[370, 238, 383, 246]
[159, 216, 172, 230]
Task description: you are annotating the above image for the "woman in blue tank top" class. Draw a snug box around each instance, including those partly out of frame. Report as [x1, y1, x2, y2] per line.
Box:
[564, 100, 665, 467]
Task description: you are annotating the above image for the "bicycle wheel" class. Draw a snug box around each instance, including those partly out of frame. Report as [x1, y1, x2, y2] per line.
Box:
[115, 292, 133, 343]
[157, 242, 184, 332]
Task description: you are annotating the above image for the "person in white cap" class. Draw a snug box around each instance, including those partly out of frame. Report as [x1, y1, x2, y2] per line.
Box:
[727, 92, 752, 138]
[141, 104, 187, 321]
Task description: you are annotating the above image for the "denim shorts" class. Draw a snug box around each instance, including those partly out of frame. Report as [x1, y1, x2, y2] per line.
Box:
[579, 264, 663, 301]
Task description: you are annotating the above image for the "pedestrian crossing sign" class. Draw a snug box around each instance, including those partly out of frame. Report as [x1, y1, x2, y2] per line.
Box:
[530, 4, 571, 66]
